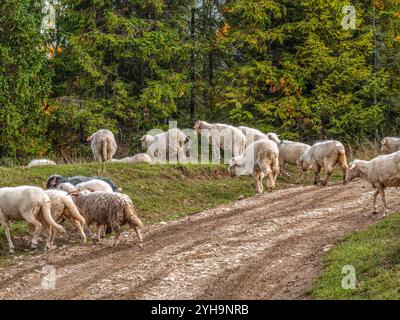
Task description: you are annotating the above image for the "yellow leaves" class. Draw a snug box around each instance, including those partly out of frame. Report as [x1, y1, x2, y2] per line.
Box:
[395, 35, 400, 41]
[372, 0, 385, 9]
[40, 101, 56, 114]
[264, 79, 272, 85]
[394, 12, 400, 17]
[216, 23, 231, 40]
[45, 46, 63, 59]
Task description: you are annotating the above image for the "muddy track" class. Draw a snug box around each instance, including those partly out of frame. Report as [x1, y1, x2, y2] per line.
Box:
[0, 180, 399, 300]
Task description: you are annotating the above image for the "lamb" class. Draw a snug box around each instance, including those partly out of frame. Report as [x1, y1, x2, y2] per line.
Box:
[278, 140, 311, 180]
[46, 175, 120, 192]
[141, 129, 189, 162]
[299, 140, 348, 186]
[346, 153, 400, 216]
[69, 191, 143, 247]
[0, 186, 65, 253]
[380, 137, 400, 154]
[27, 159, 56, 168]
[44, 190, 86, 248]
[228, 139, 280, 194]
[111, 153, 152, 164]
[87, 129, 117, 162]
[194, 121, 246, 163]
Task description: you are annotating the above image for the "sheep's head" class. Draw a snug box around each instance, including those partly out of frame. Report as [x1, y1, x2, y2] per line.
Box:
[46, 174, 64, 189]
[346, 161, 361, 183]
[380, 137, 391, 154]
[228, 158, 238, 177]
[86, 133, 95, 142]
[298, 153, 311, 172]
[140, 135, 153, 150]
[266, 132, 281, 144]
[194, 121, 205, 134]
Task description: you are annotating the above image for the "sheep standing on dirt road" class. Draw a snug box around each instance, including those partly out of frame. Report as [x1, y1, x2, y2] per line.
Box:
[347, 152, 400, 216]
[228, 139, 280, 194]
[299, 140, 348, 186]
[88, 129, 117, 162]
[380, 137, 400, 154]
[278, 141, 311, 180]
[70, 191, 143, 247]
[27, 159, 56, 168]
[194, 121, 246, 163]
[0, 186, 65, 253]
[44, 189, 86, 248]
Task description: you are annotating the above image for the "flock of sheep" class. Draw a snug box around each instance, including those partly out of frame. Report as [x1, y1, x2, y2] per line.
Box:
[2, 122, 400, 255]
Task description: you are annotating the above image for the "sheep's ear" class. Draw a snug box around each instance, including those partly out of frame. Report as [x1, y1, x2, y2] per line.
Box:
[88, 188, 96, 193]
[67, 190, 80, 196]
[348, 163, 356, 170]
[140, 135, 145, 142]
[230, 159, 237, 166]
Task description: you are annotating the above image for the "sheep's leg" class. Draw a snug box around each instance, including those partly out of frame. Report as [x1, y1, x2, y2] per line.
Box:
[46, 226, 57, 250]
[313, 165, 321, 185]
[23, 217, 42, 249]
[133, 226, 143, 247]
[252, 171, 262, 194]
[113, 232, 122, 247]
[372, 189, 379, 214]
[96, 225, 103, 242]
[377, 185, 388, 216]
[265, 168, 274, 192]
[73, 220, 87, 244]
[321, 166, 333, 186]
[0, 219, 15, 254]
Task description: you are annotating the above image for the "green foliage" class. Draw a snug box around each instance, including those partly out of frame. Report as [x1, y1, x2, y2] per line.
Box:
[0, 0, 52, 159]
[0, 0, 399, 160]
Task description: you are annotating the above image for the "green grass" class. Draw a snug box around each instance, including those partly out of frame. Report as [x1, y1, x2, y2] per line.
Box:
[310, 212, 400, 300]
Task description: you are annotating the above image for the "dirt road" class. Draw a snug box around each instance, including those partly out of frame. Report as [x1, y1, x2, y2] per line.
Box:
[1, 180, 399, 300]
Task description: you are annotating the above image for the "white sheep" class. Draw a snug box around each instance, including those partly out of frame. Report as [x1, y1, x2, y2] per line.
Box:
[44, 190, 86, 248]
[76, 179, 114, 193]
[299, 140, 348, 185]
[0, 186, 65, 253]
[27, 159, 56, 168]
[347, 153, 400, 215]
[228, 139, 280, 194]
[69, 191, 143, 247]
[111, 153, 152, 164]
[380, 137, 400, 154]
[141, 129, 188, 162]
[194, 121, 246, 163]
[278, 140, 311, 180]
[55, 182, 77, 193]
[88, 129, 117, 162]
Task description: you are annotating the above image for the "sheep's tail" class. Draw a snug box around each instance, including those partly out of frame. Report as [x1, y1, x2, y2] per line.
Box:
[338, 146, 348, 168]
[125, 204, 143, 229]
[63, 196, 86, 226]
[42, 200, 66, 233]
[101, 138, 109, 162]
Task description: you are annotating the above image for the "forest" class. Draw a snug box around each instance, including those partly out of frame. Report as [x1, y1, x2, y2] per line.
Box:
[0, 0, 400, 163]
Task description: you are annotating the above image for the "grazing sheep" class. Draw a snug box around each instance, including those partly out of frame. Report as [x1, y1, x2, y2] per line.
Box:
[0, 186, 65, 253]
[194, 121, 246, 163]
[228, 140, 280, 194]
[299, 140, 348, 186]
[380, 137, 400, 154]
[46, 175, 120, 192]
[76, 179, 114, 193]
[44, 190, 86, 248]
[347, 153, 400, 216]
[69, 191, 143, 247]
[27, 159, 56, 168]
[88, 129, 117, 162]
[141, 129, 189, 162]
[278, 141, 311, 180]
[111, 153, 152, 164]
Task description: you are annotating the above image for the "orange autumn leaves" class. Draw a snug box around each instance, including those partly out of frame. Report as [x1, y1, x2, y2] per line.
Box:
[216, 23, 231, 40]
[264, 78, 301, 97]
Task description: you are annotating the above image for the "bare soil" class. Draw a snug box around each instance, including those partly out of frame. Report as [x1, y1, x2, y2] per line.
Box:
[0, 180, 398, 300]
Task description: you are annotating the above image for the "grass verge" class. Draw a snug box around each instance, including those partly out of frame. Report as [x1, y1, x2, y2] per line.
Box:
[310, 211, 400, 299]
